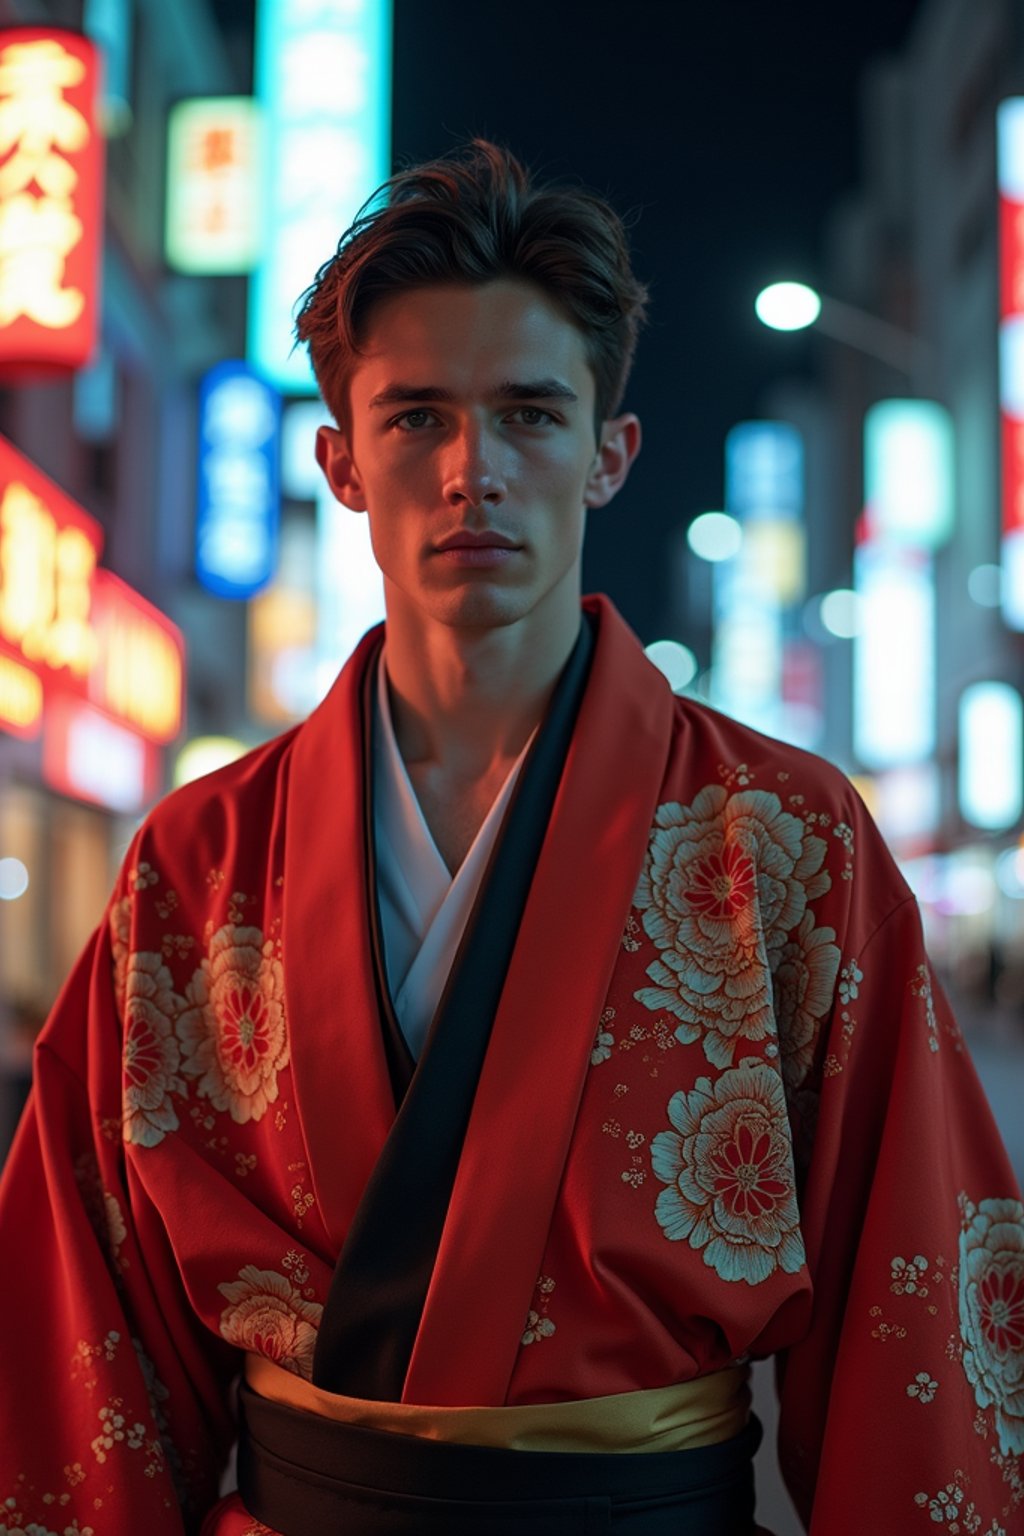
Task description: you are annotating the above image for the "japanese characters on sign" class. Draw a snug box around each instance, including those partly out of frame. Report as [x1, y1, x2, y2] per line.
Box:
[196, 360, 281, 599]
[165, 96, 264, 275]
[249, 0, 392, 392]
[0, 435, 185, 759]
[0, 28, 102, 372]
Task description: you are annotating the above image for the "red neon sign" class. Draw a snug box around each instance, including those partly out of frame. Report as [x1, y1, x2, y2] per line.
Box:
[999, 151, 1024, 538]
[0, 28, 103, 373]
[0, 434, 185, 744]
[43, 694, 160, 813]
[90, 570, 185, 745]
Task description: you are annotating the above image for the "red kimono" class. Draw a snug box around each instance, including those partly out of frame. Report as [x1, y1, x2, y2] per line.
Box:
[1, 593, 1021, 1535]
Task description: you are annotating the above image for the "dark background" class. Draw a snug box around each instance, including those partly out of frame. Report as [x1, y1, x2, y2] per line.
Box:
[215, 0, 925, 639]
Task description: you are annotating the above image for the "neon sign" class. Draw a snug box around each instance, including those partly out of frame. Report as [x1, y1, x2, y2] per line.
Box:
[166, 97, 264, 275]
[864, 399, 954, 549]
[958, 681, 1023, 831]
[196, 360, 281, 599]
[853, 542, 935, 769]
[0, 435, 185, 745]
[249, 0, 392, 393]
[998, 99, 1024, 628]
[0, 28, 102, 371]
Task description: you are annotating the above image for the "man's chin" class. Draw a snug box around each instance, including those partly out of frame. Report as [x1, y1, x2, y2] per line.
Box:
[425, 586, 534, 633]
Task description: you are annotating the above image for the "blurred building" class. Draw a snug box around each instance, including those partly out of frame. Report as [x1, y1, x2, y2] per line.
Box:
[751, 0, 1024, 1024]
[0, 0, 255, 1147]
[0, 0, 393, 1154]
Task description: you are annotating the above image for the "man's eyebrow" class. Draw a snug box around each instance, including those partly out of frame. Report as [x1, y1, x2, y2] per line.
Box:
[367, 379, 579, 409]
[493, 379, 579, 403]
[368, 384, 455, 408]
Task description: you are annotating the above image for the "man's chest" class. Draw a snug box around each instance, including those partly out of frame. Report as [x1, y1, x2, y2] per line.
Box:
[406, 766, 515, 876]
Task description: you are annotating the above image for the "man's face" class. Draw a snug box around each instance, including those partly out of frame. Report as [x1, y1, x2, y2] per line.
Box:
[317, 278, 639, 636]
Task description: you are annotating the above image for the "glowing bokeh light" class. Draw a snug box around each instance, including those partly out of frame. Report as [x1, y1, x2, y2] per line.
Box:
[968, 563, 1003, 607]
[942, 860, 996, 917]
[819, 588, 861, 639]
[644, 640, 698, 692]
[754, 282, 822, 332]
[0, 856, 28, 901]
[853, 545, 935, 769]
[687, 512, 742, 562]
[864, 399, 955, 549]
[958, 681, 1024, 831]
[174, 737, 248, 789]
[281, 401, 331, 501]
[995, 846, 1024, 900]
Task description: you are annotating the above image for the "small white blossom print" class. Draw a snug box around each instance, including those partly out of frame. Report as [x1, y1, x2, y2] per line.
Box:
[891, 1254, 930, 1296]
[911, 964, 940, 1054]
[591, 1008, 616, 1065]
[838, 958, 863, 1004]
[129, 861, 159, 891]
[90, 1401, 147, 1463]
[906, 1371, 939, 1404]
[521, 1275, 556, 1345]
[521, 1311, 556, 1345]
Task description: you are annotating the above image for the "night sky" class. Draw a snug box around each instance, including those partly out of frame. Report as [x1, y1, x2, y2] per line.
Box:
[217, 0, 925, 643]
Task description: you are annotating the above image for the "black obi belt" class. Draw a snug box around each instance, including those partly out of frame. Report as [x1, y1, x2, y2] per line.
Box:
[237, 1381, 762, 1536]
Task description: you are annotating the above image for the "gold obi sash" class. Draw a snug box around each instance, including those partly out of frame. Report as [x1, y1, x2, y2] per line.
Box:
[244, 1353, 751, 1455]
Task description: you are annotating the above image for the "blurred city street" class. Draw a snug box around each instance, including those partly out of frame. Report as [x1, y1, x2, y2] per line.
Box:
[1, 0, 1024, 1529]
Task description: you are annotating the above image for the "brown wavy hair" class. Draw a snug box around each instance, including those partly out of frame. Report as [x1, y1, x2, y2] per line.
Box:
[294, 139, 649, 437]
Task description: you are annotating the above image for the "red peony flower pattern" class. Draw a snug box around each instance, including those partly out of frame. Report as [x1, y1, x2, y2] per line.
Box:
[218, 1264, 322, 1379]
[178, 924, 289, 1125]
[121, 952, 187, 1147]
[651, 1057, 805, 1285]
[633, 787, 834, 1069]
[959, 1194, 1024, 1455]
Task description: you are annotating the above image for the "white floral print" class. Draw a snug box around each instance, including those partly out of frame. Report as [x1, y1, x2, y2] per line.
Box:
[178, 924, 289, 1124]
[838, 958, 863, 1004]
[651, 1057, 805, 1284]
[959, 1194, 1024, 1455]
[218, 1264, 322, 1379]
[591, 1007, 615, 1066]
[906, 1372, 938, 1404]
[121, 952, 186, 1147]
[772, 911, 840, 1093]
[632, 788, 832, 1068]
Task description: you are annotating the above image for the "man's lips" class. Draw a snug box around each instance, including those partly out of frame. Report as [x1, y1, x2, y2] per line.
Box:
[432, 531, 521, 551]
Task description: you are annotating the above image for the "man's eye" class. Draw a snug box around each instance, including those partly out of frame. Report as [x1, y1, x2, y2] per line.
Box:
[513, 407, 556, 426]
[393, 409, 438, 430]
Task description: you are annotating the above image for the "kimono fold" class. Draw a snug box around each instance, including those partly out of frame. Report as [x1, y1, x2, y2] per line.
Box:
[0, 592, 1020, 1536]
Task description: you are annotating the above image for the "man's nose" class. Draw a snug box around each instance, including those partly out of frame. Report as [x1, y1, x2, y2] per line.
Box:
[441, 421, 506, 506]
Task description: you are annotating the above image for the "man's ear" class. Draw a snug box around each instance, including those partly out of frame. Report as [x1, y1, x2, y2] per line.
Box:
[316, 425, 367, 512]
[583, 414, 642, 508]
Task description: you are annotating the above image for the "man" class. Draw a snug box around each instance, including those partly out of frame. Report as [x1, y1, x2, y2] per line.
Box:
[0, 140, 1021, 1535]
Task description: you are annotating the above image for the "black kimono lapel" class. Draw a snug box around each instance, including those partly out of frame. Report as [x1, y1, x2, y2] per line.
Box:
[311, 614, 596, 1398]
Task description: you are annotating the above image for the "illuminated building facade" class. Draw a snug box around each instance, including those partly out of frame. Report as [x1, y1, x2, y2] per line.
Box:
[0, 0, 395, 1155]
[0, 0, 246, 1072]
[754, 0, 1024, 993]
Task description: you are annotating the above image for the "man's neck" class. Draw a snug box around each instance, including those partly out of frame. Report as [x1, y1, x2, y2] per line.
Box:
[381, 602, 582, 783]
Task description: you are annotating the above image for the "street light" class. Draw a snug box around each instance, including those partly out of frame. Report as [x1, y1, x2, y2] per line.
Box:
[755, 281, 930, 377]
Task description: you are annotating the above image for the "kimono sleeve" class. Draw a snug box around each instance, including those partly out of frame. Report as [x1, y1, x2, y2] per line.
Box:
[775, 890, 1024, 1534]
[0, 900, 238, 1533]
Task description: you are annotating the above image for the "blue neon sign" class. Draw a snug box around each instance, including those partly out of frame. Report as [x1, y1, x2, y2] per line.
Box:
[725, 421, 804, 521]
[196, 361, 281, 599]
